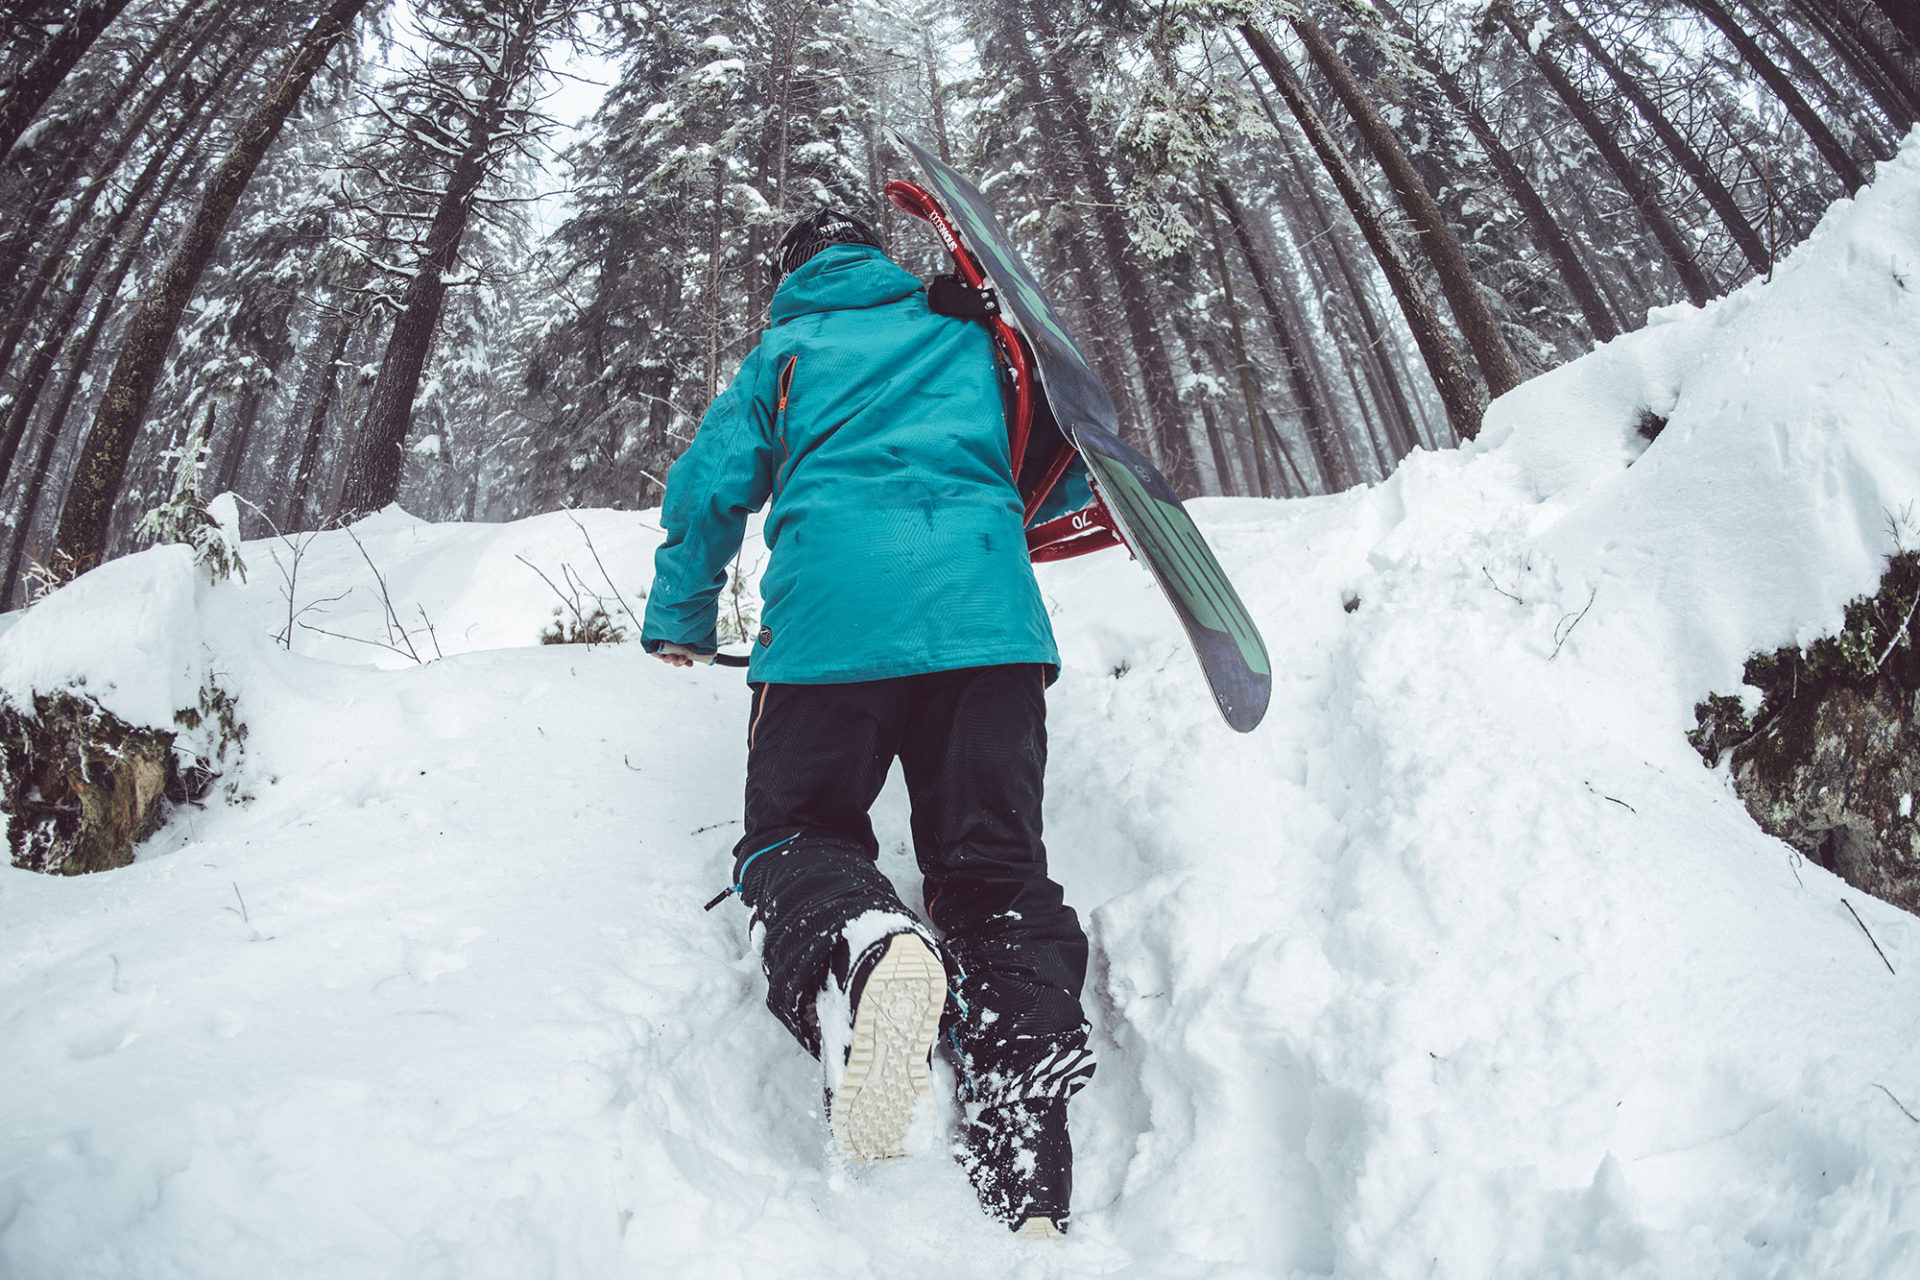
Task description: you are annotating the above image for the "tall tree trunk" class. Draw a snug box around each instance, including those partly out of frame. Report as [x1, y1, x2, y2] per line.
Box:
[1357, 353, 1410, 467]
[1248, 82, 1433, 449]
[1165, 308, 1224, 492]
[1047, 200, 1150, 446]
[993, 11, 1145, 445]
[1239, 24, 1484, 441]
[1240, 26, 1450, 446]
[1022, 6, 1199, 494]
[1261, 406, 1312, 496]
[0, 111, 217, 605]
[1344, 355, 1392, 479]
[1553, 0, 1773, 276]
[1375, 0, 1620, 343]
[1289, 14, 1526, 397]
[0, 0, 131, 158]
[704, 156, 722, 405]
[212, 383, 266, 494]
[0, 0, 210, 314]
[1214, 182, 1351, 491]
[0, 96, 202, 484]
[261, 303, 342, 519]
[284, 300, 362, 531]
[1490, 1, 1718, 306]
[922, 29, 952, 165]
[1800, 0, 1920, 126]
[1200, 191, 1272, 499]
[51, 0, 372, 570]
[335, 2, 547, 522]
[0, 1, 230, 394]
[1276, 239, 1374, 470]
[743, 0, 806, 327]
[1751, 0, 1908, 145]
[1686, 0, 1868, 191]
[1563, 177, 1656, 321]
[1867, 0, 1920, 54]
[1200, 401, 1235, 495]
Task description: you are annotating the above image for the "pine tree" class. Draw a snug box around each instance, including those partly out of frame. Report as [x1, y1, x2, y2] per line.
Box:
[335, 0, 577, 521]
[0, 0, 132, 158]
[52, 0, 376, 570]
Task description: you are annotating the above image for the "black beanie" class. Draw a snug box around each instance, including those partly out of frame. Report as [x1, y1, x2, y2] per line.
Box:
[772, 208, 884, 282]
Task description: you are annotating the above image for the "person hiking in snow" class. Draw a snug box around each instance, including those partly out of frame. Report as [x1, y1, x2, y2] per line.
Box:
[641, 208, 1094, 1237]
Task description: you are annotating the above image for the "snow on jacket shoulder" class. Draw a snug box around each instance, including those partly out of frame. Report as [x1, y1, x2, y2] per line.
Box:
[641, 243, 1060, 684]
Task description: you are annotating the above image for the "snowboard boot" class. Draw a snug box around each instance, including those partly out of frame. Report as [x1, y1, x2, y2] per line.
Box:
[824, 930, 947, 1163]
[958, 1096, 1073, 1237]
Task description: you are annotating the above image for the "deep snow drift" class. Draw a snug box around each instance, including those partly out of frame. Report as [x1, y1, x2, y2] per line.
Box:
[5, 140, 1920, 1279]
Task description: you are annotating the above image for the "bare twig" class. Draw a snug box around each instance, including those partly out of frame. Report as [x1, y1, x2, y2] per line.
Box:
[297, 621, 427, 661]
[343, 527, 421, 663]
[1842, 898, 1897, 974]
[417, 606, 443, 661]
[1874, 589, 1917, 672]
[231, 882, 248, 924]
[561, 562, 611, 617]
[236, 494, 320, 651]
[1873, 1083, 1919, 1124]
[516, 553, 585, 627]
[1886, 503, 1916, 552]
[1550, 589, 1597, 660]
[568, 514, 642, 630]
[1483, 566, 1524, 604]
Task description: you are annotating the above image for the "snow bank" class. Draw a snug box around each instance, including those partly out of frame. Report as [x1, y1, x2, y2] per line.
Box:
[3, 141, 1919, 1279]
[0, 544, 209, 730]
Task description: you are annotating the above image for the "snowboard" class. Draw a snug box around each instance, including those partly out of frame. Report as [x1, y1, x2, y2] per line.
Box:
[897, 137, 1272, 733]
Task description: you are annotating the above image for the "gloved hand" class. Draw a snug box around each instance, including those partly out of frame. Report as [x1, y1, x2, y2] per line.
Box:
[654, 641, 714, 668]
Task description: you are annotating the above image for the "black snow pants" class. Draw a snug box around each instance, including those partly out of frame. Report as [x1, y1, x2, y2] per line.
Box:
[729, 663, 1094, 1107]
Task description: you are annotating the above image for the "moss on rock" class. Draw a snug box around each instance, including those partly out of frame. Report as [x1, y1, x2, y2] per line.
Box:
[1, 681, 242, 876]
[1692, 551, 1920, 914]
[1, 692, 177, 874]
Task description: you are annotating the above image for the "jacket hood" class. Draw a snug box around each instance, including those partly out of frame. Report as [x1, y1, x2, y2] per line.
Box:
[769, 243, 924, 325]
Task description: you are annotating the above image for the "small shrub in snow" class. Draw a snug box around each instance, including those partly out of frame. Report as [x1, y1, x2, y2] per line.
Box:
[540, 606, 626, 646]
[21, 549, 80, 605]
[134, 429, 246, 585]
[521, 523, 644, 649]
[171, 679, 249, 802]
[717, 555, 760, 648]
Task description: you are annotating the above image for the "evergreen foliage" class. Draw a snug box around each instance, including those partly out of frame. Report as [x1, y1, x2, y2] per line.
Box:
[0, 0, 1911, 596]
[131, 415, 246, 584]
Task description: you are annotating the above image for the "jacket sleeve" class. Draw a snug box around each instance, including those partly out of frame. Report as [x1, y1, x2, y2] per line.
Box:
[641, 348, 775, 655]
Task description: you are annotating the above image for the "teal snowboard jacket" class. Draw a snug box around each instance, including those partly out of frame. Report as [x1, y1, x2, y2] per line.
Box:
[641, 243, 1083, 684]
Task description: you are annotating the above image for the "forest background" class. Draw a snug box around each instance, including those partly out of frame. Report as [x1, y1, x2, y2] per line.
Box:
[1, 0, 1915, 610]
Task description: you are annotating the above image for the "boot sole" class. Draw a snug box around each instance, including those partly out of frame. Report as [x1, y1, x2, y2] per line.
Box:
[831, 933, 945, 1162]
[1013, 1216, 1067, 1240]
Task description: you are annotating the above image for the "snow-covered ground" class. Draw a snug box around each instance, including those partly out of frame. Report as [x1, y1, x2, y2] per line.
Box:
[6, 141, 1920, 1280]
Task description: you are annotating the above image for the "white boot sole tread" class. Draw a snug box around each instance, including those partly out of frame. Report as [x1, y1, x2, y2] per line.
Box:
[831, 935, 945, 1163]
[1012, 1216, 1067, 1240]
